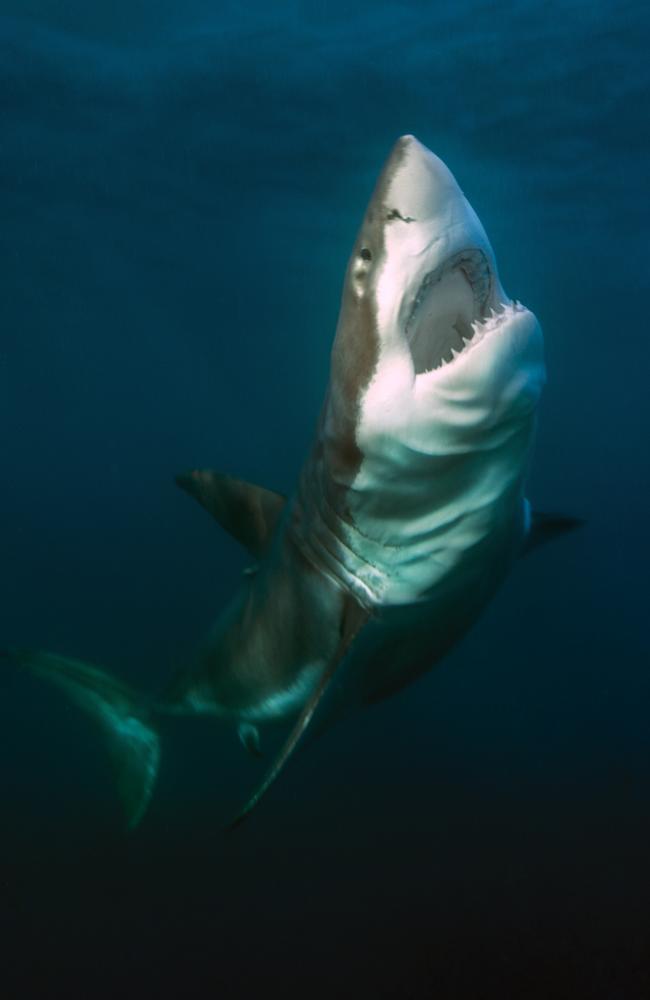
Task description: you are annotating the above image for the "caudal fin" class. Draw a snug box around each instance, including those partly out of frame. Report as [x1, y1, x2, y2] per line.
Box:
[4, 648, 160, 829]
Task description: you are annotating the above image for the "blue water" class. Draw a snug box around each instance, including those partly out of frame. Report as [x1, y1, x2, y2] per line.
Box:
[1, 2, 649, 996]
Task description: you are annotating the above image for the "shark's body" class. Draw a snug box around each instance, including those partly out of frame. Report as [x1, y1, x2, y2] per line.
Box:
[7, 136, 564, 828]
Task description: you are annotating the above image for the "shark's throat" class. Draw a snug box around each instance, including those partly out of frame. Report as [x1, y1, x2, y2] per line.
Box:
[405, 248, 494, 374]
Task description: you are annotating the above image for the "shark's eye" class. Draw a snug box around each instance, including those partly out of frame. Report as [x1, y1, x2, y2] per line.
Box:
[359, 248, 372, 261]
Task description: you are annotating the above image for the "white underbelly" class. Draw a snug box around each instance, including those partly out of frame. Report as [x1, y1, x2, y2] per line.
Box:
[292, 448, 527, 609]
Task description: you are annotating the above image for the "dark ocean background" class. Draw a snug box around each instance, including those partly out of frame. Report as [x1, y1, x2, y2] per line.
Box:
[1, 2, 649, 997]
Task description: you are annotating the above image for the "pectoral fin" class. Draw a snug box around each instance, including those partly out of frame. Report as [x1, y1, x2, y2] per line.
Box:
[227, 599, 368, 829]
[175, 470, 286, 557]
[524, 511, 585, 554]
[227, 661, 339, 830]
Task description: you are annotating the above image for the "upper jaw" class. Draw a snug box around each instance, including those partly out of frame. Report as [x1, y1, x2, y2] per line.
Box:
[370, 136, 509, 374]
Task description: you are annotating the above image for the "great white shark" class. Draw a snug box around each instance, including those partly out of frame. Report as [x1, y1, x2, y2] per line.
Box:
[5, 135, 577, 829]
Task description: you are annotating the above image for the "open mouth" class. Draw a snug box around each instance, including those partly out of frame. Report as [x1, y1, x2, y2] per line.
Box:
[404, 249, 499, 374]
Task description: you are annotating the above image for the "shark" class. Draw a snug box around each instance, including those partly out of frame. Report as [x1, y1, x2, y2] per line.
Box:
[4, 135, 577, 829]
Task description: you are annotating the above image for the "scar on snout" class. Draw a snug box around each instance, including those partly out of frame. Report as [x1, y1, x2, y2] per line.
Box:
[387, 208, 415, 222]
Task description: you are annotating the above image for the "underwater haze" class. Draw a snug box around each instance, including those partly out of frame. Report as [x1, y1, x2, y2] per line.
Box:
[1, 1, 649, 997]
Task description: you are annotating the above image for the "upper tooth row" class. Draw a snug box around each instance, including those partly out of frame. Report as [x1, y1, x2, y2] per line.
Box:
[433, 301, 519, 371]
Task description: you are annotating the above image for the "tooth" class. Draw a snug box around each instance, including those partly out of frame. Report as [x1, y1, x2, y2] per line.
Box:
[451, 348, 460, 359]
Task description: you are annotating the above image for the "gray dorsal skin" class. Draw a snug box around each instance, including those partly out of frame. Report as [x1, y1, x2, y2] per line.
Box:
[175, 470, 286, 557]
[7, 135, 565, 830]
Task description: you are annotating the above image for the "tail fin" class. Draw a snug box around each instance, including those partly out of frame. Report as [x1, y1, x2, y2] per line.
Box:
[4, 648, 159, 829]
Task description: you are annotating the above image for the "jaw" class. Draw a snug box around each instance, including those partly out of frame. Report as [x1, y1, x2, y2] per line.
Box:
[404, 247, 496, 374]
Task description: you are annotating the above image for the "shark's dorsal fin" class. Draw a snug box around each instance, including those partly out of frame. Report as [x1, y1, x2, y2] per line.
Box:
[227, 599, 369, 829]
[524, 511, 585, 555]
[175, 470, 286, 557]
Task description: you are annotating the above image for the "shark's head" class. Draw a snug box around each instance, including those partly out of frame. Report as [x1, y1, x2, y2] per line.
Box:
[317, 135, 546, 604]
[352, 134, 505, 370]
[327, 134, 545, 480]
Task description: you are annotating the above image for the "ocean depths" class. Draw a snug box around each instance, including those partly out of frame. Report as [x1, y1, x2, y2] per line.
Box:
[1, 1, 648, 997]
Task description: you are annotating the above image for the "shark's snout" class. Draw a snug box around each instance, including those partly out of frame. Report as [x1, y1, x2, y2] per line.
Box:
[382, 134, 464, 225]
